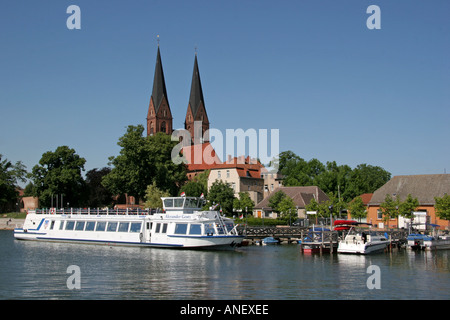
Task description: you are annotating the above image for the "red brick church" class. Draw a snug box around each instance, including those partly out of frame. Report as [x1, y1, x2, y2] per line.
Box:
[144, 44, 264, 192]
[145, 45, 224, 180]
[146, 45, 210, 145]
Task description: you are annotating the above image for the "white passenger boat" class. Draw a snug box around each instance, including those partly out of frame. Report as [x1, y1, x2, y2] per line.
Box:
[14, 197, 243, 249]
[337, 226, 389, 254]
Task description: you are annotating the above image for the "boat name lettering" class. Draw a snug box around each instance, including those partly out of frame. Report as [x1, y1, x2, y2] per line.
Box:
[166, 214, 192, 219]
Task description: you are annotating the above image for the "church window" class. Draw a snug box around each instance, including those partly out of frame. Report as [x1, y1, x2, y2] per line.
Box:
[161, 121, 166, 133]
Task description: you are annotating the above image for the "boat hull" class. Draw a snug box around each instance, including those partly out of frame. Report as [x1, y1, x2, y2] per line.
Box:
[14, 228, 243, 249]
[302, 244, 330, 254]
[407, 237, 450, 251]
[337, 241, 388, 254]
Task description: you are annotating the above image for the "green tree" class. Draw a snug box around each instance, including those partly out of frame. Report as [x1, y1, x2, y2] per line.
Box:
[348, 195, 367, 222]
[343, 164, 391, 201]
[207, 180, 235, 215]
[277, 195, 297, 224]
[0, 154, 27, 212]
[278, 150, 391, 203]
[316, 161, 352, 202]
[233, 192, 255, 215]
[398, 194, 419, 219]
[102, 126, 187, 201]
[305, 197, 320, 223]
[144, 181, 170, 209]
[379, 194, 400, 229]
[85, 167, 113, 207]
[180, 181, 206, 198]
[30, 146, 86, 207]
[435, 194, 450, 221]
[268, 190, 287, 213]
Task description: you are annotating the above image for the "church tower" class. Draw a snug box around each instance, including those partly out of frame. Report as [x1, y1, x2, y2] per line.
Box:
[147, 46, 173, 136]
[185, 54, 209, 144]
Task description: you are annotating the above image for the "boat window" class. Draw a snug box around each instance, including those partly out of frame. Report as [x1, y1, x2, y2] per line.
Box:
[189, 224, 202, 235]
[155, 223, 161, 233]
[130, 222, 142, 233]
[174, 223, 188, 235]
[161, 223, 168, 233]
[65, 221, 75, 230]
[216, 223, 225, 234]
[59, 221, 65, 230]
[85, 221, 96, 231]
[224, 222, 235, 233]
[50, 220, 55, 230]
[118, 222, 129, 232]
[204, 223, 215, 235]
[107, 222, 118, 232]
[174, 198, 184, 208]
[75, 221, 85, 231]
[96, 221, 107, 231]
[164, 199, 173, 208]
[185, 198, 199, 208]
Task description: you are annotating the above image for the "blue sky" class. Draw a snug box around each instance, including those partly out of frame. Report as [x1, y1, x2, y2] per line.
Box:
[1, 0, 449, 185]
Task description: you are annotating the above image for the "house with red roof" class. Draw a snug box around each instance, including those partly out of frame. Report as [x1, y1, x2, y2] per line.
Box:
[207, 156, 265, 205]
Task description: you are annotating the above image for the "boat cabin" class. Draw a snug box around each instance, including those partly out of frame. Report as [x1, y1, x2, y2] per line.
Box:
[162, 197, 204, 213]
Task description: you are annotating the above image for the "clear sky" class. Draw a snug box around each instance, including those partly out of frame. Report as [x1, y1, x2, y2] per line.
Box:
[1, 0, 449, 185]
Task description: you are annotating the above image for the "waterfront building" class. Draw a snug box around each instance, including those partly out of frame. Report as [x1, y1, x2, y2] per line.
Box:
[261, 171, 284, 199]
[367, 174, 450, 230]
[207, 156, 265, 205]
[346, 193, 373, 223]
[254, 186, 329, 220]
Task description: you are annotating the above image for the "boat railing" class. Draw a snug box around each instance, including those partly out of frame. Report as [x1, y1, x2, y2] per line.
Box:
[32, 208, 152, 216]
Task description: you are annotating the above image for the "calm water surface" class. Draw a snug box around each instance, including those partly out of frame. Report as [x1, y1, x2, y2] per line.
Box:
[0, 230, 448, 300]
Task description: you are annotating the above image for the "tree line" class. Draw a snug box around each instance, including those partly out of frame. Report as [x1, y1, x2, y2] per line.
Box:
[1, 124, 258, 215]
[277, 150, 392, 203]
[2, 127, 449, 223]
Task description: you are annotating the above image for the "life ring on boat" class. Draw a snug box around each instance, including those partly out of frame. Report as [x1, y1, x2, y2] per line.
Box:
[50, 208, 56, 214]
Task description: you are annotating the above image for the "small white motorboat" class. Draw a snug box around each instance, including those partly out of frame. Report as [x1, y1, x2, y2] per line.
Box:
[337, 225, 388, 254]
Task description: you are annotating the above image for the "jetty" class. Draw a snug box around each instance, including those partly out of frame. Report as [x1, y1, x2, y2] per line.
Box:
[237, 225, 408, 252]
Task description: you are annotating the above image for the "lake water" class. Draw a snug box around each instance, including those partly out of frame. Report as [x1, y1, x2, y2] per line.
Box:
[0, 230, 449, 300]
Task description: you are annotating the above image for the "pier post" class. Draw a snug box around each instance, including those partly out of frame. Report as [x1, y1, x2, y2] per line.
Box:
[300, 230, 303, 252]
[320, 231, 324, 254]
[330, 231, 333, 254]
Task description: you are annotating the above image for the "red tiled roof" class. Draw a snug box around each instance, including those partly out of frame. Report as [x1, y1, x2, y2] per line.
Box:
[181, 142, 222, 171]
[359, 193, 373, 205]
[181, 144, 264, 177]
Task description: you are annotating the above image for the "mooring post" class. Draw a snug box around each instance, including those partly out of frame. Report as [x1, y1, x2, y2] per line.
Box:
[330, 231, 333, 254]
[300, 230, 303, 252]
[320, 231, 323, 254]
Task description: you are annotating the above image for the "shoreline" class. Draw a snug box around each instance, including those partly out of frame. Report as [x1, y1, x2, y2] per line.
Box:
[0, 218, 25, 230]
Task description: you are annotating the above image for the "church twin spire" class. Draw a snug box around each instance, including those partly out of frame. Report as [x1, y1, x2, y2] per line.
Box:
[146, 45, 209, 144]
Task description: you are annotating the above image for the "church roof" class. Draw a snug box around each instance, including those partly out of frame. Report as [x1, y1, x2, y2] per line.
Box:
[188, 55, 206, 118]
[151, 46, 169, 112]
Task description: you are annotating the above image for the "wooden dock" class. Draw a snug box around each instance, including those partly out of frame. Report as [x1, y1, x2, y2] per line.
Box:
[237, 225, 408, 252]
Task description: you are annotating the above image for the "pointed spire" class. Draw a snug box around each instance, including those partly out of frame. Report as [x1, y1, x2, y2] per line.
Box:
[188, 54, 205, 118]
[151, 46, 169, 113]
